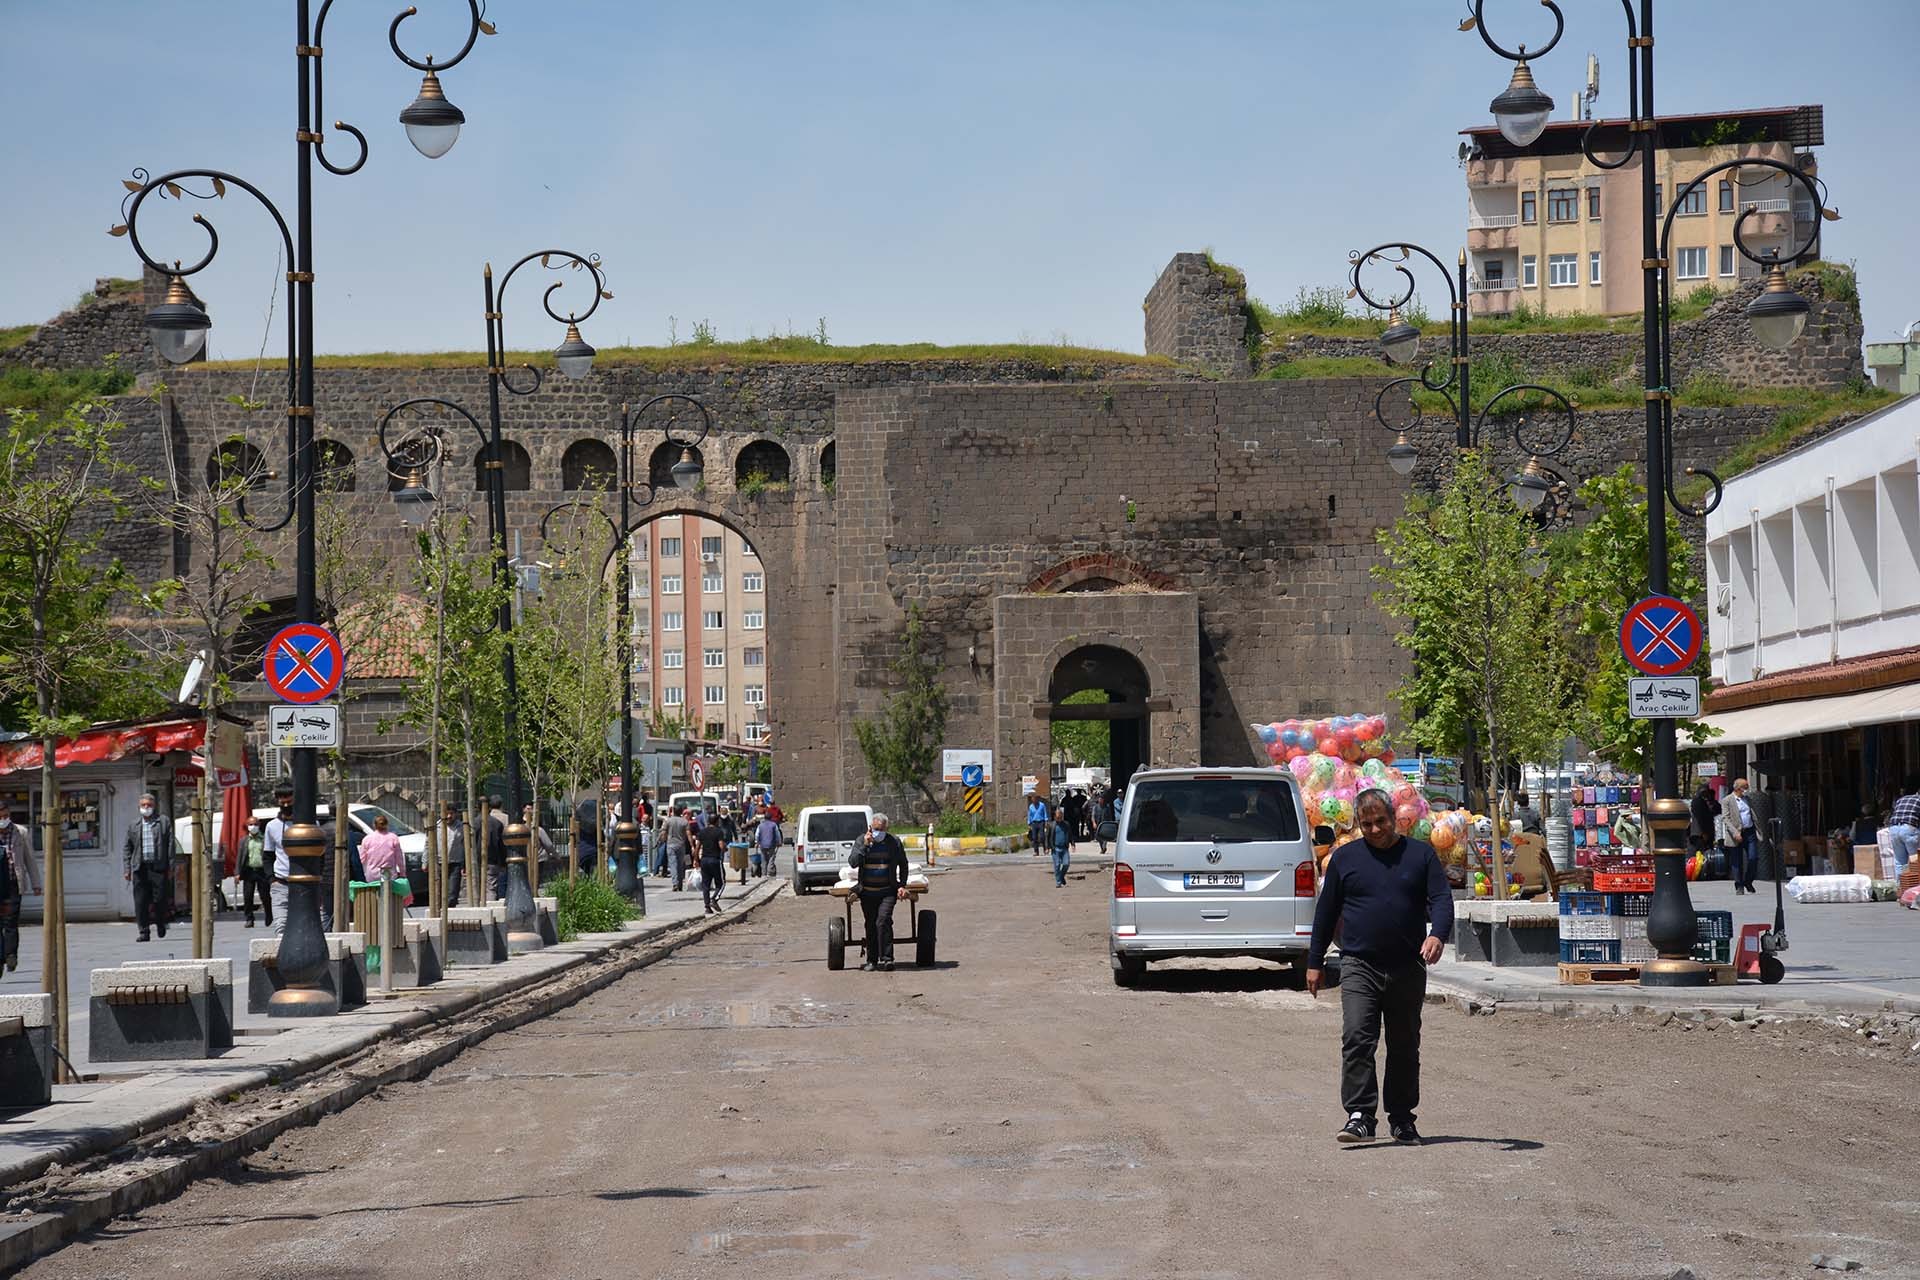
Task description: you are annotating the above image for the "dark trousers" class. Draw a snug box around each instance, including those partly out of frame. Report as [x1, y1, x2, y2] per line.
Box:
[446, 864, 464, 909]
[1339, 953, 1427, 1124]
[132, 863, 171, 938]
[241, 869, 273, 925]
[859, 890, 898, 963]
[0, 893, 18, 966]
[1028, 822, 1045, 853]
[1733, 828, 1757, 891]
[700, 859, 724, 910]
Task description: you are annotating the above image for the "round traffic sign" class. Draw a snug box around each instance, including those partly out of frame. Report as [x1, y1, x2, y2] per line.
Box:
[1619, 595, 1702, 677]
[263, 623, 344, 704]
[690, 757, 705, 788]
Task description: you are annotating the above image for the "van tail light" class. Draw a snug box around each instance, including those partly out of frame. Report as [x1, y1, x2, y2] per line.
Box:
[1114, 862, 1135, 899]
[1294, 859, 1317, 897]
[797, 842, 806, 863]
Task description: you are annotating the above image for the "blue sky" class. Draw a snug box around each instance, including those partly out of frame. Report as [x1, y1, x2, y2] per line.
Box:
[3, 1, 1915, 359]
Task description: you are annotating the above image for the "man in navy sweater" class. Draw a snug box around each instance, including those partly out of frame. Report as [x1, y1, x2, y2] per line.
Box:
[1306, 788, 1454, 1145]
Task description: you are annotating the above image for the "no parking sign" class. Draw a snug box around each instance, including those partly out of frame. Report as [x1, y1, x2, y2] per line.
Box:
[1618, 596, 1702, 677]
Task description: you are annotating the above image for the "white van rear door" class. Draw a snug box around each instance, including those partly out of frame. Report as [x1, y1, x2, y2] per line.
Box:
[1124, 774, 1309, 938]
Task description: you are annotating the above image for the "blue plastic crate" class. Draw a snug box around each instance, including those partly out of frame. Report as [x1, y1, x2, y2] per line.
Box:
[1558, 890, 1618, 917]
[1694, 909, 1734, 941]
[1559, 938, 1623, 964]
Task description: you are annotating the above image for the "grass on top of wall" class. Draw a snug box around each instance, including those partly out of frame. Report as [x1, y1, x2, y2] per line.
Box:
[0, 324, 37, 355]
[194, 337, 1173, 373]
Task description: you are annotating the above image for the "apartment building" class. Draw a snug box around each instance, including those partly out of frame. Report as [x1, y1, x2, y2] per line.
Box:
[625, 515, 770, 746]
[1461, 105, 1823, 318]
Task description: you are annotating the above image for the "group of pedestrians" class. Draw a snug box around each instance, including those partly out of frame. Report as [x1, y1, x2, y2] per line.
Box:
[651, 798, 785, 914]
[1023, 785, 1116, 888]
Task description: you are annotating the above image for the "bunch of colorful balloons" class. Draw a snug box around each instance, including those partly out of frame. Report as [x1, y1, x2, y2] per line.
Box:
[1253, 715, 1430, 844]
[1255, 714, 1395, 767]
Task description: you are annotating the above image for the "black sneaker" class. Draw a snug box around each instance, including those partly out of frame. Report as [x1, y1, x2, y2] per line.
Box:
[1390, 1120, 1423, 1145]
[1337, 1113, 1375, 1143]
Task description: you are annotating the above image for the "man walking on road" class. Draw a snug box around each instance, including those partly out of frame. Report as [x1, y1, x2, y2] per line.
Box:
[661, 806, 691, 892]
[0, 800, 40, 971]
[1050, 805, 1071, 888]
[696, 816, 727, 914]
[1729, 777, 1758, 894]
[850, 813, 910, 971]
[265, 789, 291, 935]
[1026, 793, 1049, 855]
[123, 792, 175, 943]
[1306, 788, 1453, 1146]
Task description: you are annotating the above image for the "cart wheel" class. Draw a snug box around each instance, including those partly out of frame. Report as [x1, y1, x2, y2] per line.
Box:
[827, 917, 846, 970]
[1758, 953, 1785, 985]
[915, 909, 937, 968]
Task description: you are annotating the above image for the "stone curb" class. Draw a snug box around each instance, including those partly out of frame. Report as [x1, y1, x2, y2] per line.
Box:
[0, 881, 786, 1273]
[1423, 968, 1920, 1020]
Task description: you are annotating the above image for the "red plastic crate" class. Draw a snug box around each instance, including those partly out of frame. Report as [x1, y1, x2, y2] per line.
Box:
[1592, 870, 1656, 892]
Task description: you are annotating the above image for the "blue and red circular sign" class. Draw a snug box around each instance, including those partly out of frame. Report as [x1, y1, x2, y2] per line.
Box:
[1619, 595, 1702, 677]
[263, 623, 344, 704]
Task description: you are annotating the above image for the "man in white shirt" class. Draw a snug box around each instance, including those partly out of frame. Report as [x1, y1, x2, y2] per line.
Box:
[264, 788, 292, 934]
[1729, 777, 1757, 895]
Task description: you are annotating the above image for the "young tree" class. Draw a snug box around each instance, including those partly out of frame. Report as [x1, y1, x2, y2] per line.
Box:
[1559, 464, 1716, 775]
[854, 606, 950, 815]
[0, 398, 150, 1079]
[1374, 448, 1572, 816]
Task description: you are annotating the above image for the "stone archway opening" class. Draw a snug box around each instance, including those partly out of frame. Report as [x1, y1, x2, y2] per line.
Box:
[1048, 644, 1151, 795]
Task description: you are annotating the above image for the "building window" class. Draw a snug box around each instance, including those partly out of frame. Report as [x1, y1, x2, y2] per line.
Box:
[702, 573, 723, 594]
[1652, 182, 1662, 212]
[632, 576, 650, 600]
[744, 684, 765, 706]
[1547, 254, 1578, 287]
[703, 647, 725, 668]
[1589, 252, 1602, 285]
[1483, 260, 1504, 288]
[743, 723, 768, 744]
[703, 610, 725, 629]
[742, 571, 763, 593]
[636, 686, 652, 707]
[743, 544, 759, 561]
[1547, 189, 1578, 223]
[743, 610, 765, 630]
[700, 535, 723, 558]
[1520, 190, 1536, 224]
[704, 684, 726, 705]
[1719, 179, 1735, 213]
[663, 611, 683, 632]
[1719, 245, 1736, 277]
[661, 686, 684, 707]
[1587, 187, 1601, 221]
[1521, 255, 1537, 288]
[662, 648, 684, 669]
[659, 574, 681, 595]
[1676, 247, 1709, 279]
[1677, 185, 1706, 216]
[704, 721, 726, 740]
[659, 537, 681, 558]
[743, 647, 765, 667]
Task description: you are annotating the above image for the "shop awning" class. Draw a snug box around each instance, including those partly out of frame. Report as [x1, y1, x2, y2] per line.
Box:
[1698, 682, 1920, 746]
[0, 719, 206, 776]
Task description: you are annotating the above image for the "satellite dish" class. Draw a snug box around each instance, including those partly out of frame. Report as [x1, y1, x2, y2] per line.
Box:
[177, 651, 208, 705]
[1458, 141, 1469, 162]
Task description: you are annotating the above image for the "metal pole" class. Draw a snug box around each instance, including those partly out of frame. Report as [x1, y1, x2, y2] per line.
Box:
[613, 409, 642, 903]
[1631, 0, 1706, 987]
[1456, 249, 1472, 447]
[483, 267, 540, 952]
[273, 0, 338, 1017]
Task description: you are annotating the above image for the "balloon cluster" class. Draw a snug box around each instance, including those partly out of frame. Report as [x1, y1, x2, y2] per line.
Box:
[1253, 715, 1430, 843]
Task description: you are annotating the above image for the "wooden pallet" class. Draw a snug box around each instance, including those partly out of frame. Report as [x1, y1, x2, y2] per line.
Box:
[1558, 962, 1739, 987]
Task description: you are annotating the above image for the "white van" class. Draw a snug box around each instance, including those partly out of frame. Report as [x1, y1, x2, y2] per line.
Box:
[176, 802, 428, 873]
[1104, 767, 1316, 986]
[791, 804, 872, 893]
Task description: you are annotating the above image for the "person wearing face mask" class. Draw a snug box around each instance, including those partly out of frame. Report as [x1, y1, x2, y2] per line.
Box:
[0, 800, 42, 972]
[122, 792, 176, 943]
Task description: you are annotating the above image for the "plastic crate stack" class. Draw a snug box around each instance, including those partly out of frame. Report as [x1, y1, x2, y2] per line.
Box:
[1558, 890, 1733, 966]
[1567, 782, 1642, 866]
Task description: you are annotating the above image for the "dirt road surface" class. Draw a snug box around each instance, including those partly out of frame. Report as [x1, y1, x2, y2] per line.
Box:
[28, 861, 1919, 1279]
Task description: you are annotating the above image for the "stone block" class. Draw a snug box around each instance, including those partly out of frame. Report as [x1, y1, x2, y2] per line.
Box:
[325, 932, 369, 1007]
[88, 966, 214, 1062]
[0, 994, 54, 1109]
[534, 896, 560, 946]
[246, 935, 354, 1014]
[123, 958, 235, 1048]
[445, 907, 507, 966]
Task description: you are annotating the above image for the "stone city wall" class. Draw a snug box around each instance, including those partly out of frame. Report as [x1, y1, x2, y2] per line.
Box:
[1143, 253, 1252, 379]
[1, 270, 170, 373]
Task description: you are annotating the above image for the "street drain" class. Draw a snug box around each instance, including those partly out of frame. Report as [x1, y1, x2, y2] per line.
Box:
[693, 1230, 864, 1257]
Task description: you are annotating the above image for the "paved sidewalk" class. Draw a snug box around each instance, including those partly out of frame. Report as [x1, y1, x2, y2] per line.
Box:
[1432, 877, 1920, 1014]
[0, 873, 780, 1187]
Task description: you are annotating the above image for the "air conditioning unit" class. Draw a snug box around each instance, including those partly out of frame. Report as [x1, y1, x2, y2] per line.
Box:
[700, 552, 719, 564]
[259, 745, 286, 780]
[1714, 585, 1732, 617]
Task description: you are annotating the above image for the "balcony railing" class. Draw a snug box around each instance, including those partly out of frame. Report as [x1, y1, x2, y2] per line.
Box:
[1467, 213, 1520, 229]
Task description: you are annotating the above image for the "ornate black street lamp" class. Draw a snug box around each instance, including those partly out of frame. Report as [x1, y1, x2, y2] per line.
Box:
[1349, 241, 1579, 508]
[1465, 0, 1837, 986]
[543, 396, 713, 901]
[117, 0, 492, 1016]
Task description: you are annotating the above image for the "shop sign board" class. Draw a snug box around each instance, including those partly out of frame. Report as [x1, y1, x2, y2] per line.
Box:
[1628, 676, 1699, 720]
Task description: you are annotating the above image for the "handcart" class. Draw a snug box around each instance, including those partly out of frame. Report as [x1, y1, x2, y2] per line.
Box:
[826, 878, 936, 969]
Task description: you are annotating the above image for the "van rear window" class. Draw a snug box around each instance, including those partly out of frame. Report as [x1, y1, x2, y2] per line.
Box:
[1126, 778, 1299, 843]
[805, 812, 867, 842]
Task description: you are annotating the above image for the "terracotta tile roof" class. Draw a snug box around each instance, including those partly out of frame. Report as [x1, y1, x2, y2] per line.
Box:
[336, 595, 432, 681]
[1708, 643, 1920, 712]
